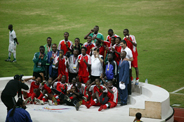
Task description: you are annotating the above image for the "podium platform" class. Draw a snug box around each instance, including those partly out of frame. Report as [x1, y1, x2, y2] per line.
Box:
[0, 76, 174, 122]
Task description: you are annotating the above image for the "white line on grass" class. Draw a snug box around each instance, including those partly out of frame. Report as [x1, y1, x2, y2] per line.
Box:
[171, 87, 184, 93]
[170, 92, 184, 95]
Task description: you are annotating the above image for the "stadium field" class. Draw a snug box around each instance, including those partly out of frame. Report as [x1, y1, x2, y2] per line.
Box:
[0, 0, 184, 107]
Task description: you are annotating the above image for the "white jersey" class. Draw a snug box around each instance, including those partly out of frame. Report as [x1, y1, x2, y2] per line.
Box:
[9, 30, 16, 44]
[121, 47, 133, 69]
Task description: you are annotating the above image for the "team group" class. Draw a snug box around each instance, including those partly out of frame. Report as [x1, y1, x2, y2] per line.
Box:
[7, 25, 139, 111]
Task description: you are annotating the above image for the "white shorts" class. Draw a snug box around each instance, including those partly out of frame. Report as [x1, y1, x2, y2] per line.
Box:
[8, 43, 16, 53]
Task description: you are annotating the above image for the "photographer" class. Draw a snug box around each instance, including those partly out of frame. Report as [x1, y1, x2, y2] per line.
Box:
[1, 75, 29, 112]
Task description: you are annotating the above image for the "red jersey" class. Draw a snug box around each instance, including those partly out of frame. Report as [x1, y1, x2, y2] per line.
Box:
[29, 81, 39, 94]
[83, 42, 96, 55]
[114, 45, 121, 65]
[78, 54, 91, 77]
[107, 86, 118, 103]
[93, 85, 104, 96]
[103, 41, 111, 48]
[123, 35, 138, 57]
[57, 56, 69, 82]
[56, 82, 67, 94]
[106, 34, 119, 44]
[58, 40, 73, 55]
[97, 46, 105, 58]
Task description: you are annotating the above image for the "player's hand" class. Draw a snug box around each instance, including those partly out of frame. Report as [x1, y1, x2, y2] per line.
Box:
[124, 58, 129, 61]
[104, 76, 107, 80]
[32, 76, 36, 80]
[92, 81, 96, 85]
[90, 29, 94, 33]
[57, 74, 61, 79]
[39, 73, 44, 77]
[96, 53, 99, 58]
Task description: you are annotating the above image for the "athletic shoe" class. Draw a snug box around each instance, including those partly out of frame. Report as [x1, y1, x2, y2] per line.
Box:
[75, 101, 82, 111]
[98, 105, 103, 111]
[82, 96, 87, 102]
[12, 60, 17, 62]
[34, 97, 44, 105]
[5, 59, 11, 62]
[135, 79, 139, 85]
[48, 100, 53, 106]
[64, 95, 71, 102]
[24, 97, 32, 104]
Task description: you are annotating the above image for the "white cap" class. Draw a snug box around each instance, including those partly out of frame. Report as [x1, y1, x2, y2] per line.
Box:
[119, 82, 125, 90]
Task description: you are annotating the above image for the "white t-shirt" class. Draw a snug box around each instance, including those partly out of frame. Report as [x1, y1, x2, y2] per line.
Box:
[9, 30, 16, 44]
[91, 55, 103, 76]
[121, 47, 133, 69]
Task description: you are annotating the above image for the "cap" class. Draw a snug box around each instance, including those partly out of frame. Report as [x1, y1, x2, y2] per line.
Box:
[119, 82, 126, 90]
[14, 75, 20, 80]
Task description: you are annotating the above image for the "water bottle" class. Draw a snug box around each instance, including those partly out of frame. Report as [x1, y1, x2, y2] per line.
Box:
[145, 79, 148, 84]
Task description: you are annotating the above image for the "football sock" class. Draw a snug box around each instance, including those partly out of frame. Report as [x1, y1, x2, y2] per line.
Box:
[136, 77, 139, 80]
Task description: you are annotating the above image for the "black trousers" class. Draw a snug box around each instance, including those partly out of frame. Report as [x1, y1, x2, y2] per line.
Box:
[69, 73, 78, 83]
[90, 75, 100, 83]
[1, 95, 15, 112]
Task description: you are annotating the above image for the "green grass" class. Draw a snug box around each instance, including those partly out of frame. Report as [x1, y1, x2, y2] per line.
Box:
[0, 0, 184, 107]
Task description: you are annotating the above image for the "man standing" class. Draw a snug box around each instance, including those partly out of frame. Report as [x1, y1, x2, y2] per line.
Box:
[58, 32, 73, 55]
[84, 25, 104, 43]
[44, 37, 52, 55]
[83, 36, 96, 55]
[106, 29, 119, 44]
[78, 47, 91, 83]
[119, 51, 129, 106]
[33, 46, 48, 78]
[91, 48, 103, 82]
[68, 49, 79, 83]
[1, 75, 29, 112]
[71, 38, 83, 54]
[120, 40, 133, 95]
[47, 43, 59, 80]
[123, 29, 139, 83]
[5, 24, 19, 62]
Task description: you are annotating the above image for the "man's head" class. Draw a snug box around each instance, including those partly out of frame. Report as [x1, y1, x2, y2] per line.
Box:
[39, 46, 45, 54]
[93, 48, 99, 56]
[107, 81, 113, 88]
[111, 37, 116, 46]
[108, 29, 114, 36]
[71, 85, 77, 92]
[8, 24, 13, 31]
[52, 43, 57, 52]
[123, 29, 129, 37]
[64, 32, 69, 40]
[87, 36, 92, 43]
[35, 76, 42, 85]
[47, 37, 52, 46]
[73, 49, 79, 57]
[120, 51, 126, 60]
[72, 77, 77, 85]
[120, 40, 127, 49]
[81, 47, 87, 55]
[85, 79, 91, 86]
[95, 40, 101, 47]
[48, 77, 53, 84]
[107, 53, 113, 61]
[136, 112, 142, 120]
[59, 50, 64, 57]
[95, 78, 101, 87]
[61, 75, 66, 83]
[94, 25, 99, 34]
[75, 38, 80, 45]
[115, 37, 121, 45]
[14, 75, 23, 81]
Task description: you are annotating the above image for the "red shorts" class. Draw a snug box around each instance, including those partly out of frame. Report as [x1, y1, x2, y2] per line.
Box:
[108, 101, 117, 108]
[79, 76, 89, 83]
[131, 56, 138, 68]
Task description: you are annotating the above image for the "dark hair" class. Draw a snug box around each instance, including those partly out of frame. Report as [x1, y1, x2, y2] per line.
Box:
[65, 52, 70, 58]
[94, 48, 99, 52]
[124, 29, 129, 33]
[136, 112, 142, 120]
[81, 47, 87, 51]
[59, 49, 64, 53]
[47, 37, 52, 40]
[40, 46, 45, 49]
[111, 37, 116, 41]
[95, 25, 99, 28]
[64, 32, 69, 36]
[121, 40, 127, 45]
[10, 98, 24, 117]
[108, 29, 113, 33]
[52, 43, 57, 46]
[116, 37, 122, 41]
[8, 24, 13, 29]
[75, 38, 80, 42]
